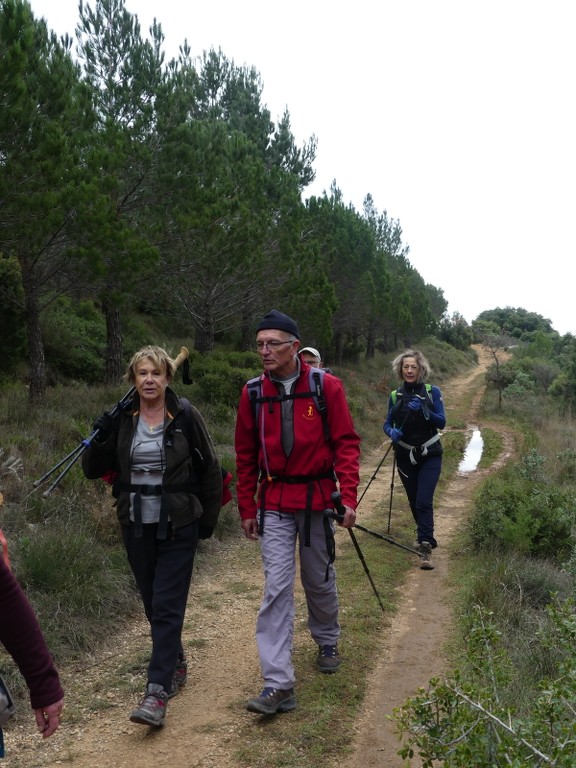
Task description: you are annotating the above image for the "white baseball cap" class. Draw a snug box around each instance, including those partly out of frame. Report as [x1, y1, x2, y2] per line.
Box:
[299, 346, 321, 361]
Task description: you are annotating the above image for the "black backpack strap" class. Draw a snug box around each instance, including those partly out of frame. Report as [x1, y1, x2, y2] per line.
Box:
[323, 513, 336, 581]
[310, 369, 330, 441]
[248, 372, 330, 442]
[173, 397, 206, 476]
[247, 375, 270, 431]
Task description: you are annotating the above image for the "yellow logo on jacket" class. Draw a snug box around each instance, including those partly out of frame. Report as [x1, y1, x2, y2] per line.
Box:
[303, 402, 317, 421]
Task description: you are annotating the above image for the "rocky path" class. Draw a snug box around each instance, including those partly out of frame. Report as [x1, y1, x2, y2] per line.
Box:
[5, 346, 514, 767]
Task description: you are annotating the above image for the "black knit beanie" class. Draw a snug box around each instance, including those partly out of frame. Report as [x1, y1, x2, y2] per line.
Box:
[256, 309, 300, 339]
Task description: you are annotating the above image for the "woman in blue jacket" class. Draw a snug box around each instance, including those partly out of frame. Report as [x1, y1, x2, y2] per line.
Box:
[383, 349, 446, 569]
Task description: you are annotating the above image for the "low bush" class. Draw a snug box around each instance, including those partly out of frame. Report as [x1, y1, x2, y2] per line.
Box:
[42, 297, 107, 383]
[192, 365, 258, 406]
[9, 491, 139, 661]
[395, 598, 576, 767]
[467, 462, 573, 561]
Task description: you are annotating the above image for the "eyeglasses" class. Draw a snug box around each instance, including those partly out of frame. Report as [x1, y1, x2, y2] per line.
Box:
[256, 340, 294, 351]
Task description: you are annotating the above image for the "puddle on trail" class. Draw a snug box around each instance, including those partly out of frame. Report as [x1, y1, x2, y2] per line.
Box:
[458, 428, 483, 472]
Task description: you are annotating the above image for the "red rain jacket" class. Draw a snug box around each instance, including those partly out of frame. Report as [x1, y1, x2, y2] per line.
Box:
[235, 363, 360, 520]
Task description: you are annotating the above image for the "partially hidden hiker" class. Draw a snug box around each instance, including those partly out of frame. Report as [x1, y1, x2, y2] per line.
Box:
[298, 345, 321, 367]
[383, 349, 446, 570]
[235, 309, 360, 715]
[82, 345, 222, 728]
[0, 555, 64, 757]
[298, 345, 334, 374]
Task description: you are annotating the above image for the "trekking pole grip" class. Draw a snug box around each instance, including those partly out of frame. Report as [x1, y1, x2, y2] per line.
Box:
[330, 491, 346, 523]
[173, 346, 189, 369]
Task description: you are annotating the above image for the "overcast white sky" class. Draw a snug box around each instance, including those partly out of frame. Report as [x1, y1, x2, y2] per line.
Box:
[28, 0, 576, 335]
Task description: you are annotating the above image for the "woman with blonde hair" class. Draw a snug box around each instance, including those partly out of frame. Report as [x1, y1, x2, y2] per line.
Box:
[383, 349, 446, 569]
[82, 346, 222, 727]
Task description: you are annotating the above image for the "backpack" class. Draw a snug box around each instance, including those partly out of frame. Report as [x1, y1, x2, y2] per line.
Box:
[177, 398, 233, 505]
[390, 382, 433, 406]
[247, 368, 330, 441]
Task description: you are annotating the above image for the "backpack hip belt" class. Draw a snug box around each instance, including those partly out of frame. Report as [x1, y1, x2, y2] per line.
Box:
[113, 480, 200, 539]
[261, 470, 336, 484]
[257, 470, 336, 547]
[397, 433, 441, 465]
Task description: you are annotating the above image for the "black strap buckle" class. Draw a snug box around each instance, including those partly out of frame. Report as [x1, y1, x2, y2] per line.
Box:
[137, 484, 162, 495]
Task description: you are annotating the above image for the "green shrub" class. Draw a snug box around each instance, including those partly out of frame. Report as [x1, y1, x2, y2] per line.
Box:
[468, 463, 573, 561]
[503, 370, 535, 401]
[395, 598, 576, 767]
[11, 494, 139, 660]
[193, 364, 259, 406]
[556, 448, 576, 482]
[42, 297, 106, 383]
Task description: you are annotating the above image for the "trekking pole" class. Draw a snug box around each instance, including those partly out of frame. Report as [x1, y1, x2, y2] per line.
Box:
[386, 453, 396, 534]
[329, 491, 385, 613]
[357, 401, 413, 510]
[354, 523, 419, 554]
[32, 442, 88, 491]
[355, 419, 418, 553]
[34, 386, 136, 498]
[34, 346, 190, 498]
[356, 442, 393, 507]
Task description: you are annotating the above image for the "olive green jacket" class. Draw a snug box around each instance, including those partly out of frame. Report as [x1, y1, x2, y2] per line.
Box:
[82, 388, 222, 533]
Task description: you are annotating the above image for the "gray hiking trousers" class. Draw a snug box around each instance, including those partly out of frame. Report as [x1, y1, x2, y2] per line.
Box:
[256, 509, 340, 689]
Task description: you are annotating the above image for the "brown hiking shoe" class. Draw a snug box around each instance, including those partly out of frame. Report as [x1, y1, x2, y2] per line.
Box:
[245, 687, 296, 715]
[418, 541, 435, 570]
[317, 644, 341, 673]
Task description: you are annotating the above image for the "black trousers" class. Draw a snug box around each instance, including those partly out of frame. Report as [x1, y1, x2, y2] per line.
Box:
[122, 520, 198, 693]
[395, 453, 441, 548]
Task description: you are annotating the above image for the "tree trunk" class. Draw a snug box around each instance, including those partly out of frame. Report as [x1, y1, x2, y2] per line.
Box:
[333, 330, 343, 365]
[240, 314, 252, 351]
[365, 325, 376, 359]
[194, 316, 214, 354]
[25, 296, 47, 403]
[104, 302, 123, 383]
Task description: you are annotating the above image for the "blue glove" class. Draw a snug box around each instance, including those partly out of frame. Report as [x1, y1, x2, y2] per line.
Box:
[389, 427, 403, 443]
[408, 396, 423, 411]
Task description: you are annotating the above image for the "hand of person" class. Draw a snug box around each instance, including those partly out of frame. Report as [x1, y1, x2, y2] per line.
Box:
[241, 518, 259, 541]
[408, 396, 423, 411]
[389, 427, 403, 443]
[34, 698, 64, 739]
[92, 411, 115, 441]
[338, 505, 356, 529]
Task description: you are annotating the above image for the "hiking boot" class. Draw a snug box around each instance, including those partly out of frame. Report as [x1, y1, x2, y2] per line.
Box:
[129, 684, 168, 727]
[317, 644, 341, 673]
[418, 541, 435, 570]
[245, 687, 296, 715]
[168, 657, 188, 699]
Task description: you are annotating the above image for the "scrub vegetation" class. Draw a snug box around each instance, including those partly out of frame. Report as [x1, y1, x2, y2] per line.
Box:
[395, 329, 576, 766]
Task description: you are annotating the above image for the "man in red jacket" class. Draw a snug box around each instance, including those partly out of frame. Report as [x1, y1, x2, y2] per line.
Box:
[235, 309, 360, 715]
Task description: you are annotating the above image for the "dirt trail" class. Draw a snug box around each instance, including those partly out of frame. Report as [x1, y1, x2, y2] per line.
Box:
[341, 346, 514, 766]
[5, 346, 514, 768]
